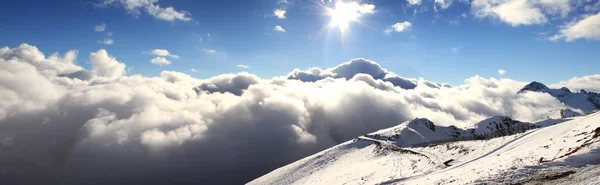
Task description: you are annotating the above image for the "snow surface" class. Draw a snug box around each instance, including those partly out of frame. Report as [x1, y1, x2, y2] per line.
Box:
[249, 112, 600, 185]
[537, 109, 582, 121]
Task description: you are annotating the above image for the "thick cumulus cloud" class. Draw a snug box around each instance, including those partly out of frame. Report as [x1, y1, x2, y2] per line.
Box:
[193, 72, 261, 96]
[0, 44, 584, 185]
[551, 74, 600, 92]
[90, 49, 126, 78]
[286, 58, 432, 89]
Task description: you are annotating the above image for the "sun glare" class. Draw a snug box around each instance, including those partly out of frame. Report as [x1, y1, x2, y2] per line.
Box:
[327, 2, 362, 34]
[329, 2, 359, 29]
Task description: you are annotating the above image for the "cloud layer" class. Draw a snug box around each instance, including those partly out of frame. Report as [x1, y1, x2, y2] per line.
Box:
[1, 44, 599, 185]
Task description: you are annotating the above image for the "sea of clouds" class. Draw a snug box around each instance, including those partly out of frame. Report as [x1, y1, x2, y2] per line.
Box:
[0, 44, 598, 184]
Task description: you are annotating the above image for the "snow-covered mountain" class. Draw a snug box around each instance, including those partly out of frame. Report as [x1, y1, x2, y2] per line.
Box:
[250, 112, 600, 184]
[358, 116, 535, 148]
[537, 108, 583, 121]
[519, 81, 600, 113]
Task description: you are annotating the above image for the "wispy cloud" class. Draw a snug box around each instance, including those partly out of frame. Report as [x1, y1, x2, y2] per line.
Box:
[100, 0, 191, 22]
[352, 2, 376, 14]
[204, 48, 216, 54]
[434, 0, 453, 11]
[549, 12, 600, 42]
[94, 23, 106, 32]
[498, 69, 506, 75]
[384, 21, 412, 34]
[407, 0, 422, 5]
[274, 25, 286, 32]
[98, 38, 114, 45]
[451, 46, 463, 53]
[150, 49, 179, 59]
[470, 0, 573, 27]
[236, 64, 250, 69]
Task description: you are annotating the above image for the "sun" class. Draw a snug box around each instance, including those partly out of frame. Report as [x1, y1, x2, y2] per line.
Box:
[326, 1, 362, 34]
[328, 2, 360, 30]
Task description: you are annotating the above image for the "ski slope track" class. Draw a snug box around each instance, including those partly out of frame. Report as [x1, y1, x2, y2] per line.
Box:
[249, 111, 600, 185]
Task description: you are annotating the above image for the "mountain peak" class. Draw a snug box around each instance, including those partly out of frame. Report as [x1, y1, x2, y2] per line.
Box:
[407, 118, 436, 132]
[518, 81, 549, 93]
[516, 82, 599, 113]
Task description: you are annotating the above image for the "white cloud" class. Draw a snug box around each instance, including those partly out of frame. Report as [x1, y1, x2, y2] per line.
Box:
[203, 48, 216, 53]
[585, 1, 600, 12]
[190, 68, 197, 72]
[384, 21, 412, 34]
[0, 43, 83, 77]
[471, 0, 574, 27]
[150, 57, 171, 66]
[195, 32, 211, 42]
[1, 43, 595, 185]
[538, 0, 571, 17]
[90, 49, 126, 78]
[94, 23, 106, 32]
[236, 64, 250, 69]
[351, 2, 376, 14]
[150, 49, 179, 59]
[551, 74, 600, 92]
[472, 0, 546, 26]
[549, 12, 600, 41]
[434, 0, 453, 11]
[102, 0, 191, 22]
[498, 69, 506, 75]
[407, 0, 422, 6]
[274, 9, 286, 19]
[451, 47, 461, 52]
[450, 12, 468, 25]
[274, 25, 286, 32]
[146, 4, 191, 22]
[287, 58, 422, 89]
[98, 39, 114, 45]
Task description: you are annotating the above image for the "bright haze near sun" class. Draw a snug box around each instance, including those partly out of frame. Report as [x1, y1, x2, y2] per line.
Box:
[325, 0, 372, 35]
[328, 2, 360, 30]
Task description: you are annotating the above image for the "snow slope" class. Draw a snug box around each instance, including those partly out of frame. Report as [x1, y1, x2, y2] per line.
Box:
[249, 112, 600, 185]
[537, 108, 582, 121]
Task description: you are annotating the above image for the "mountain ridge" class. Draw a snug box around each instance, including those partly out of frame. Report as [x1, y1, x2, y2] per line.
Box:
[250, 112, 600, 184]
[519, 81, 600, 113]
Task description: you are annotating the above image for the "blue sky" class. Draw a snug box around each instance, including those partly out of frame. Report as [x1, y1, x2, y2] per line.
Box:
[1, 0, 599, 85]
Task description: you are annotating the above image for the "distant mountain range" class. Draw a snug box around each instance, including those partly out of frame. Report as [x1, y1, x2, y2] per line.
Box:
[519, 81, 600, 113]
